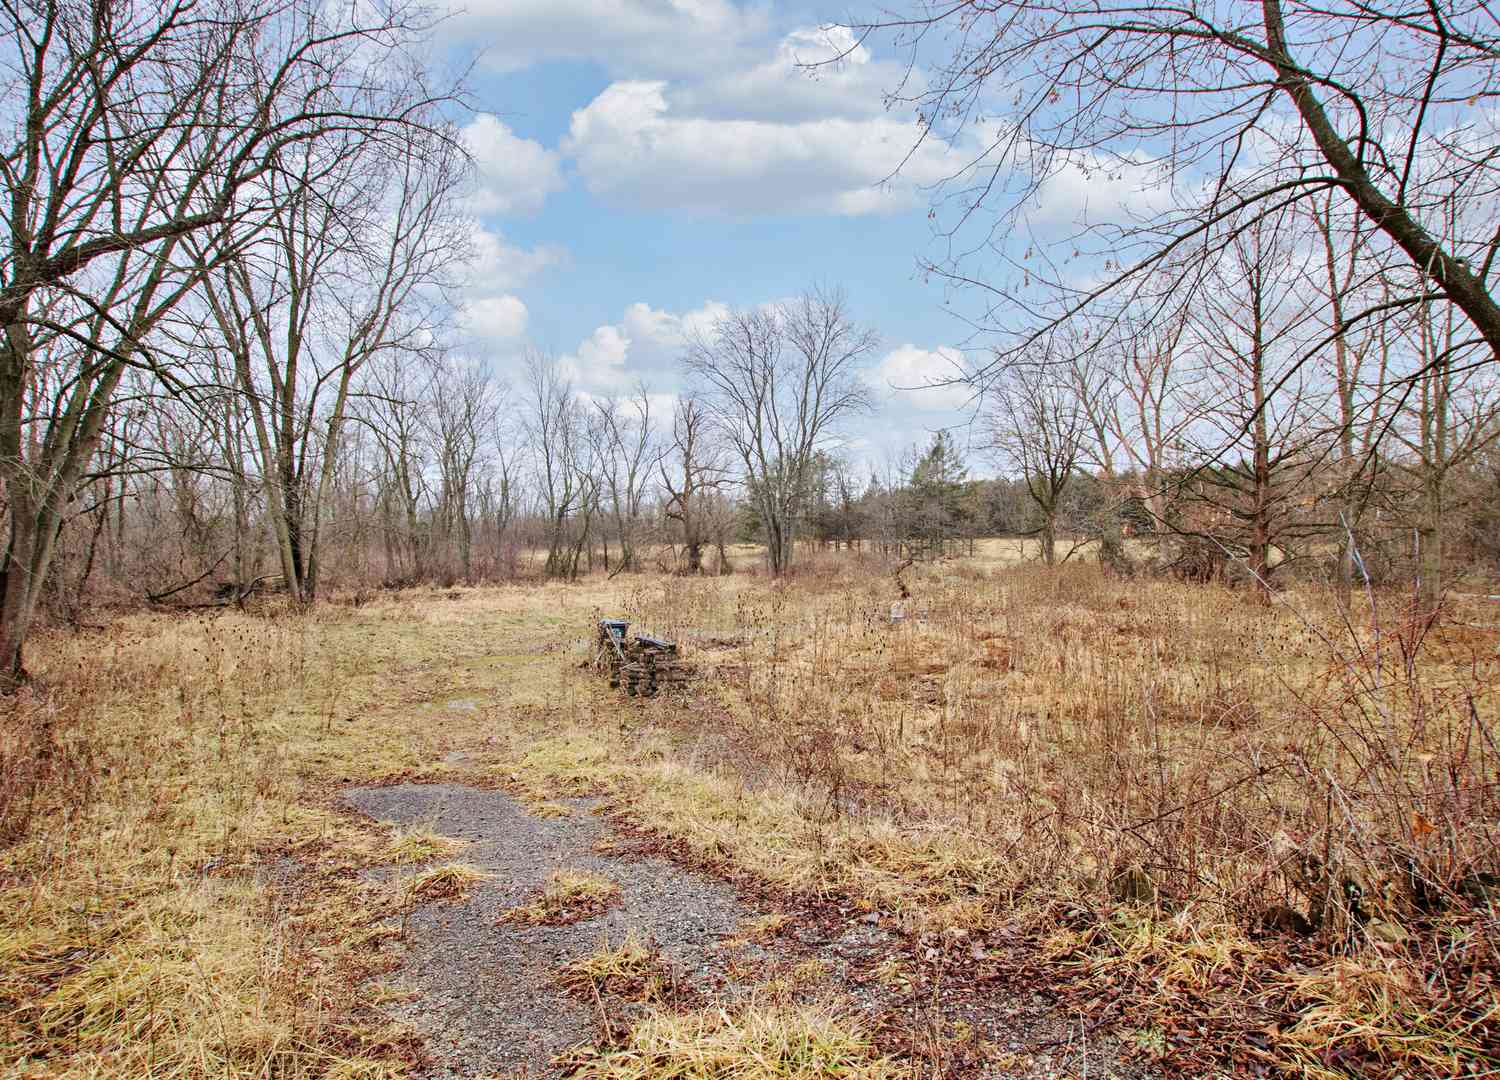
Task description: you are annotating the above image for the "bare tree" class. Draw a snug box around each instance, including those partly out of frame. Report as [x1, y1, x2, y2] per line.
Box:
[430, 363, 502, 583]
[524, 351, 595, 580]
[481, 410, 525, 577]
[659, 396, 730, 574]
[1098, 309, 1195, 533]
[1387, 295, 1500, 611]
[0, 0, 452, 682]
[683, 287, 876, 575]
[987, 362, 1089, 565]
[1178, 216, 1324, 596]
[1305, 192, 1392, 605]
[195, 122, 466, 603]
[849, 1, 1500, 371]
[594, 386, 657, 574]
[1063, 341, 1135, 567]
[362, 351, 435, 582]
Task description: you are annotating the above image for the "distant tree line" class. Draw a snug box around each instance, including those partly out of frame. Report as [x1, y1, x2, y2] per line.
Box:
[9, 0, 1500, 687]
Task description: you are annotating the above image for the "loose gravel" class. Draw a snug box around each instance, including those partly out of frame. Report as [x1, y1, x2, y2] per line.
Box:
[344, 782, 1156, 1080]
[343, 783, 752, 1078]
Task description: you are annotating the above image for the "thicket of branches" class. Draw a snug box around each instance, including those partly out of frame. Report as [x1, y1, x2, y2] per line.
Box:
[830, 0, 1500, 601]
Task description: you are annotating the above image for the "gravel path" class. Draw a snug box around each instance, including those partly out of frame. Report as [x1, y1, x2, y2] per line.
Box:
[343, 783, 753, 1078]
[344, 782, 1156, 1080]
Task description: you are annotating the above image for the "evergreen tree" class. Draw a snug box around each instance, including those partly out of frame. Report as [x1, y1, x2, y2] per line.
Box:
[907, 432, 969, 556]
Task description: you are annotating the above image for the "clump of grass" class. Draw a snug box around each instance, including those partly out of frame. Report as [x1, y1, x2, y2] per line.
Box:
[0, 690, 94, 845]
[559, 1004, 908, 1079]
[757, 957, 831, 1002]
[404, 862, 488, 901]
[558, 934, 672, 1003]
[870, 956, 913, 990]
[365, 980, 420, 1006]
[501, 869, 621, 926]
[591, 834, 638, 856]
[385, 823, 467, 864]
[1274, 950, 1500, 1078]
[734, 913, 790, 943]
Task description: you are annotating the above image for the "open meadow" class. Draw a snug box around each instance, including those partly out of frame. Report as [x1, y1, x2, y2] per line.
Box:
[8, 1, 1500, 1077]
[3, 551, 1497, 1079]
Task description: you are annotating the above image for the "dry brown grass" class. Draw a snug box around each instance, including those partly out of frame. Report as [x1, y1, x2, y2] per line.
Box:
[499, 869, 622, 926]
[1, 585, 599, 1079]
[4, 561, 1496, 1078]
[605, 560, 1500, 1076]
[402, 862, 488, 902]
[556, 933, 674, 1004]
[559, 1004, 907, 1079]
[383, 823, 468, 865]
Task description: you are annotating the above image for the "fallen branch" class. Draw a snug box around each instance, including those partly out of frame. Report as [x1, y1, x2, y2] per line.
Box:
[145, 551, 230, 604]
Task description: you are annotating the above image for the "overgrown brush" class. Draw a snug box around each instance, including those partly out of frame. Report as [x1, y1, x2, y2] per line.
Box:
[7, 561, 1494, 1078]
[0, 687, 93, 846]
[619, 559, 1500, 1075]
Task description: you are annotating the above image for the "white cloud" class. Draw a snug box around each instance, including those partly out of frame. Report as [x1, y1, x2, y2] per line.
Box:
[620, 299, 729, 352]
[564, 78, 957, 216]
[461, 114, 564, 216]
[461, 294, 529, 343]
[467, 226, 566, 291]
[438, 0, 767, 77]
[561, 324, 631, 390]
[560, 299, 729, 393]
[866, 345, 975, 411]
[674, 24, 911, 123]
[1025, 153, 1176, 229]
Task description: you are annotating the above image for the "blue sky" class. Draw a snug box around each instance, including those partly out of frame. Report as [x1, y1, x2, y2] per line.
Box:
[419, 0, 1500, 484]
[436, 1, 1027, 467]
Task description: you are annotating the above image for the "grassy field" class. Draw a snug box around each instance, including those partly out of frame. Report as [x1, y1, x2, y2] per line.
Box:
[2, 554, 1497, 1078]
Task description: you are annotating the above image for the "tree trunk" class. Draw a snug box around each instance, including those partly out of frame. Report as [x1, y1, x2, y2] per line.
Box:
[1250, 385, 1274, 602]
[1417, 347, 1449, 616]
[304, 371, 357, 602]
[1418, 470, 1443, 615]
[237, 350, 305, 604]
[0, 514, 44, 686]
[0, 314, 130, 687]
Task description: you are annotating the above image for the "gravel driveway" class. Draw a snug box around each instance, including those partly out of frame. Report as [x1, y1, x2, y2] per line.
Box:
[343, 782, 1155, 1080]
[343, 783, 753, 1078]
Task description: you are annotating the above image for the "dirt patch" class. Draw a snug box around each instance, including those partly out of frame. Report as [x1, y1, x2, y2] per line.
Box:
[343, 783, 755, 1078]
